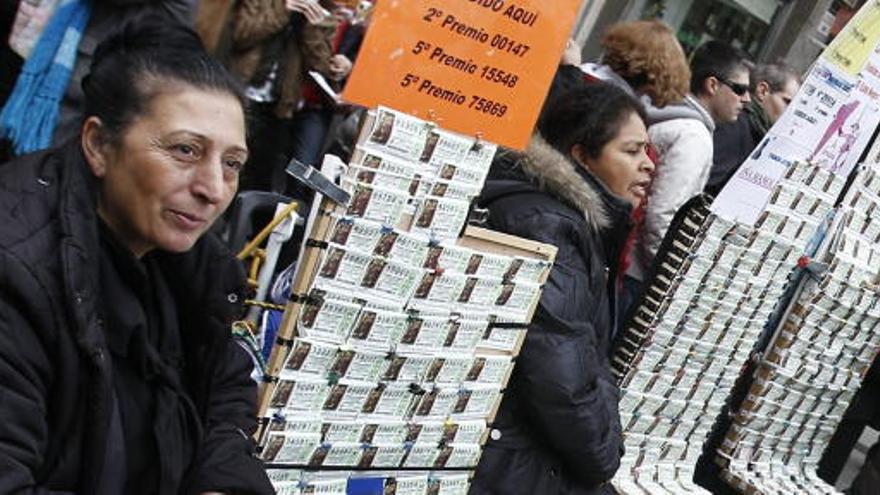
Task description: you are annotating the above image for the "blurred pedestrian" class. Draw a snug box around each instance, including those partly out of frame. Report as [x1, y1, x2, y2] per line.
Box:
[0, 0, 195, 158]
[690, 40, 752, 125]
[621, 40, 750, 324]
[286, 2, 367, 169]
[227, 0, 338, 193]
[578, 20, 705, 327]
[706, 63, 801, 195]
[581, 19, 690, 108]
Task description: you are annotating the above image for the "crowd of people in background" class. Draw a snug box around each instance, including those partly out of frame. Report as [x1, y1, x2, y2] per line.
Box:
[0, 5, 795, 213]
[0, 0, 371, 179]
[11, 1, 879, 494]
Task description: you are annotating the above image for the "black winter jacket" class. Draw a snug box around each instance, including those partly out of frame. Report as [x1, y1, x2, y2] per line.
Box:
[470, 136, 630, 494]
[0, 142, 273, 494]
[705, 101, 769, 196]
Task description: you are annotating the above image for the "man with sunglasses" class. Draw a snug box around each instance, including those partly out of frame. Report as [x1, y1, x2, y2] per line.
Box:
[706, 63, 802, 195]
[689, 40, 752, 125]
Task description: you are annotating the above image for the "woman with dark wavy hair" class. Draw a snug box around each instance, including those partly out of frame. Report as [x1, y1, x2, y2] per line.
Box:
[471, 82, 655, 494]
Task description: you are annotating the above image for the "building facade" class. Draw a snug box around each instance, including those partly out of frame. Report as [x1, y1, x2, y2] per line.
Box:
[574, 0, 865, 74]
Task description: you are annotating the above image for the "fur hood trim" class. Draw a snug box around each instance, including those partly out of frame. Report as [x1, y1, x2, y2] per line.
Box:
[511, 134, 611, 230]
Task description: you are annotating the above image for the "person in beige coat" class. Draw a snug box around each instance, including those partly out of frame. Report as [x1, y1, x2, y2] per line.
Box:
[227, 0, 339, 192]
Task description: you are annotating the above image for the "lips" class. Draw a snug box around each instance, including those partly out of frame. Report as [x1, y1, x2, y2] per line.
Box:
[630, 180, 651, 198]
[168, 209, 208, 230]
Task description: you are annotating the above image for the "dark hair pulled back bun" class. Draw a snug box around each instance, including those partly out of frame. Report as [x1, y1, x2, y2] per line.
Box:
[82, 15, 244, 142]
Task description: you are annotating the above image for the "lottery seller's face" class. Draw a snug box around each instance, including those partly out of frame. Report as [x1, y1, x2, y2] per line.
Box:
[575, 111, 655, 208]
[85, 86, 247, 257]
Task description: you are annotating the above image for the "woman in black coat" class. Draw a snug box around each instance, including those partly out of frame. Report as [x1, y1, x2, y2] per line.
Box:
[470, 84, 655, 494]
[0, 21, 272, 494]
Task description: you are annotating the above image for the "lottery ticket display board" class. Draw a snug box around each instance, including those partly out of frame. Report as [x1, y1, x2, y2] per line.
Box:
[256, 107, 557, 495]
[610, 163, 843, 494]
[611, 1, 880, 493]
[718, 163, 880, 494]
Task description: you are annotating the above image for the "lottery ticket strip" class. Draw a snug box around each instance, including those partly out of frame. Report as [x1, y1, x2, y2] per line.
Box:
[610, 162, 844, 494]
[715, 163, 880, 494]
[255, 108, 557, 494]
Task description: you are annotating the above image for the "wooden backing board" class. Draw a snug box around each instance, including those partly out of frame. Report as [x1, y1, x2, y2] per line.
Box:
[257, 194, 340, 422]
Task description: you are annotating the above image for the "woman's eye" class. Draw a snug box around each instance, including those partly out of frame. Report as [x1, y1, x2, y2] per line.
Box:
[225, 159, 244, 172]
[172, 143, 199, 158]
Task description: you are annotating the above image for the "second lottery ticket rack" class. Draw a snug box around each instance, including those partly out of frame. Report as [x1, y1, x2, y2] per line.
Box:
[608, 2, 880, 493]
[254, 107, 557, 494]
[609, 164, 848, 494]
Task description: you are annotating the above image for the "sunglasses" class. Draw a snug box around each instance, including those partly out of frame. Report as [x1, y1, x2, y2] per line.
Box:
[718, 77, 749, 96]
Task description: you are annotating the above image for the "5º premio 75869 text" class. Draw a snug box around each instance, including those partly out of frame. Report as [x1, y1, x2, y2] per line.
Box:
[399, 74, 509, 118]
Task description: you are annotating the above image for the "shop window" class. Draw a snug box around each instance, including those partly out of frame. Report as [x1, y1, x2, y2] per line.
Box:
[653, 0, 781, 59]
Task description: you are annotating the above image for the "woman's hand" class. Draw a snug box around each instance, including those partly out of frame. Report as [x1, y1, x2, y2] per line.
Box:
[286, 0, 328, 24]
[561, 38, 582, 66]
[329, 54, 353, 80]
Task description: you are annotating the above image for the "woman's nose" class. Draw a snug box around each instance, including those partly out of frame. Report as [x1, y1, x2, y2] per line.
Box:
[191, 159, 226, 204]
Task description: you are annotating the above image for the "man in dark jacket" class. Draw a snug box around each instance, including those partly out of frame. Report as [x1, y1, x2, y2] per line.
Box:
[705, 63, 801, 195]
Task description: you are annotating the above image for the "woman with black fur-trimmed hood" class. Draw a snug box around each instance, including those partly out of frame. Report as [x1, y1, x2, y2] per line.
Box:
[471, 83, 654, 494]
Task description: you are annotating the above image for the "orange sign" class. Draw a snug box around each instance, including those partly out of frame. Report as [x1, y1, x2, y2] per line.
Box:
[342, 0, 582, 150]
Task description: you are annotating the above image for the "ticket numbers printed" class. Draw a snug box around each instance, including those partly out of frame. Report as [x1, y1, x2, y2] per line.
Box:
[356, 109, 496, 181]
[411, 195, 472, 240]
[263, 91, 556, 490]
[611, 198, 806, 491]
[716, 161, 880, 493]
[611, 156, 869, 492]
[315, 243, 424, 306]
[345, 108, 497, 241]
[344, 182, 411, 226]
[329, 217, 431, 267]
[297, 290, 363, 343]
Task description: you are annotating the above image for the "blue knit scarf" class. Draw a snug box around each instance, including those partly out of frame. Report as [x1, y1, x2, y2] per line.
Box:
[1, 0, 92, 155]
